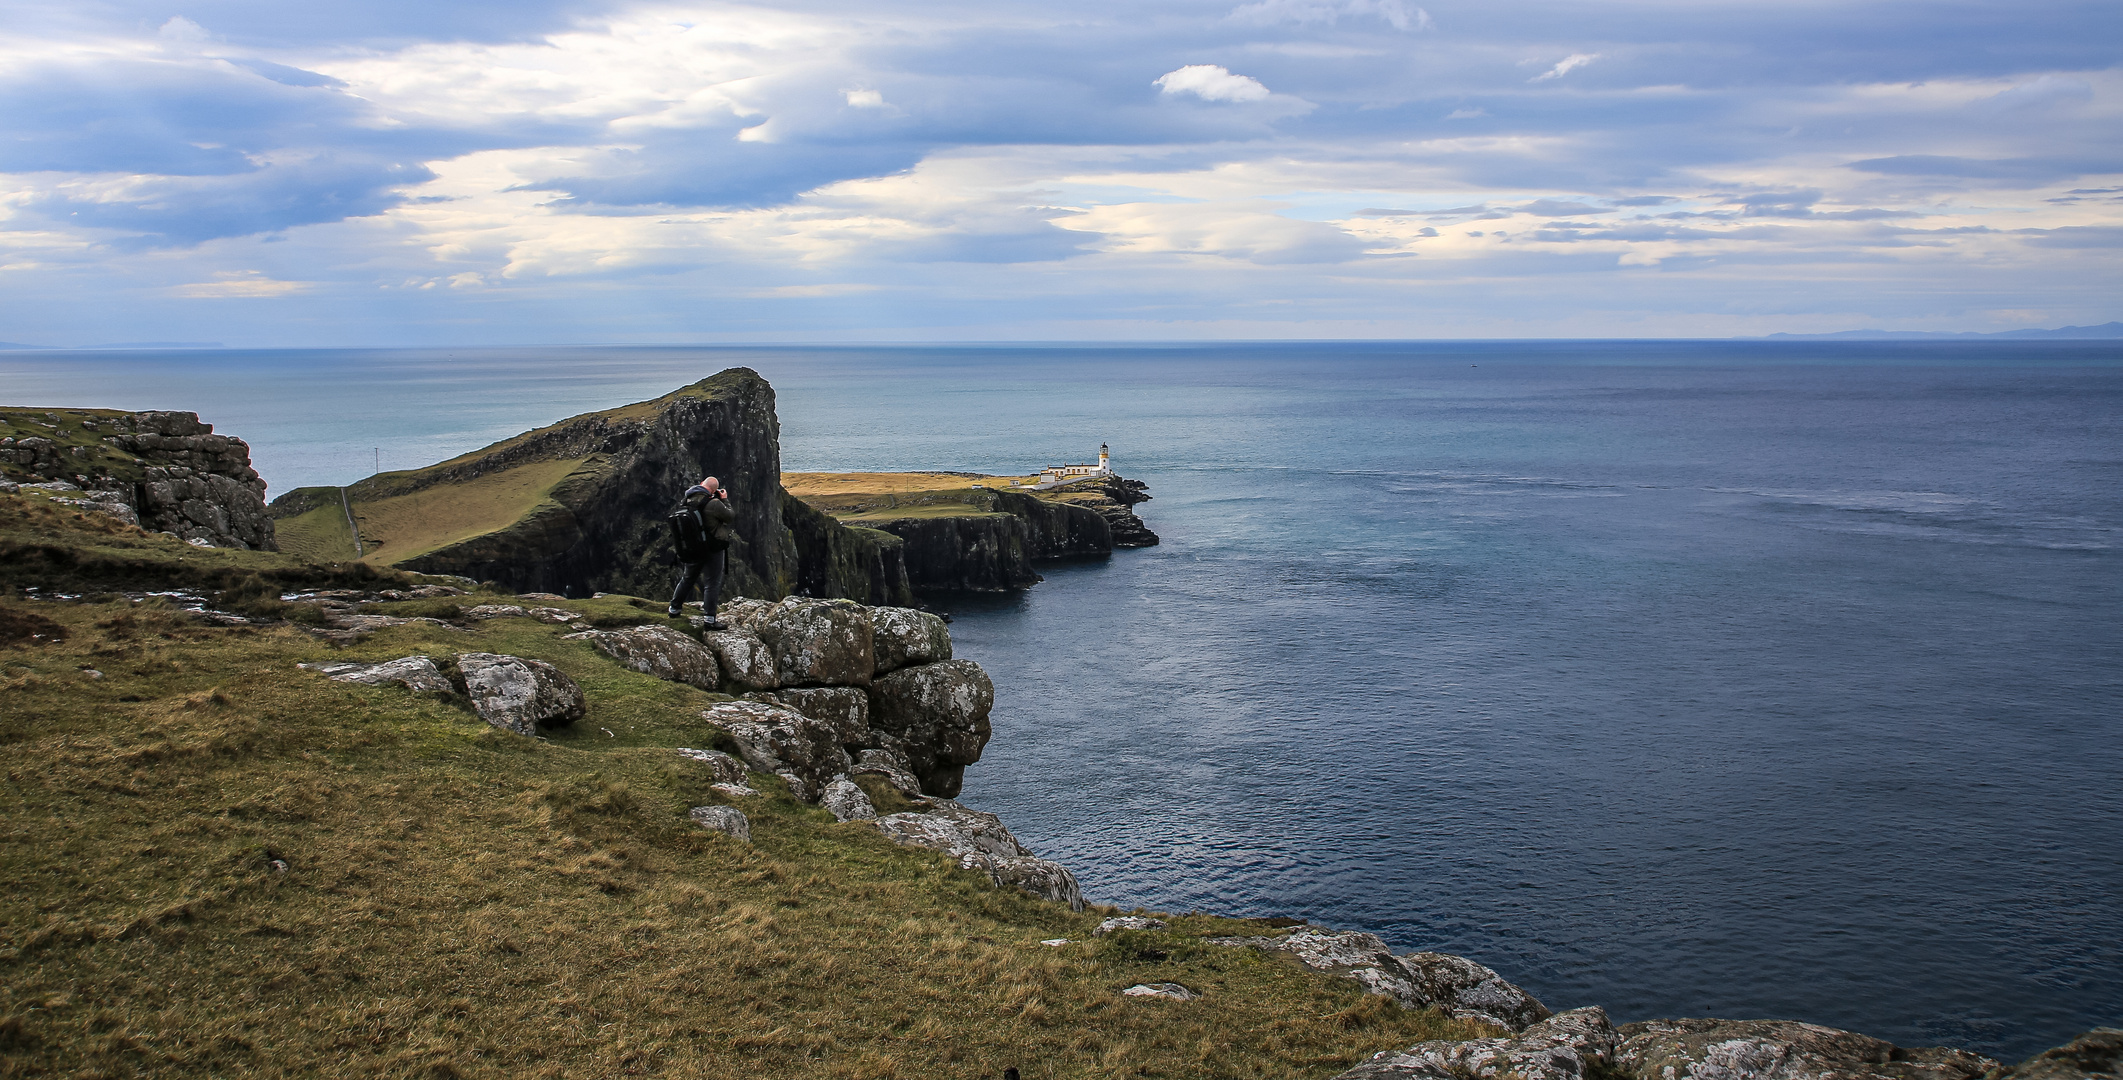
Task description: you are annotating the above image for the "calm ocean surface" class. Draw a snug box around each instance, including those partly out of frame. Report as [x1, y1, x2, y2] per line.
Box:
[5, 342, 2119, 1059]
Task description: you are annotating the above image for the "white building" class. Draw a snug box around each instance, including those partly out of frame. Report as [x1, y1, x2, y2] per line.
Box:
[1019, 443, 1111, 486]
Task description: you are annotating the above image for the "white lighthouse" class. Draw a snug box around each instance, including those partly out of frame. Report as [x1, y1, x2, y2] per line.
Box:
[1098, 443, 1110, 473]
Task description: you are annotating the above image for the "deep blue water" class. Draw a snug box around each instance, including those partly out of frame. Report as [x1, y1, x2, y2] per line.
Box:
[4, 342, 2119, 1060]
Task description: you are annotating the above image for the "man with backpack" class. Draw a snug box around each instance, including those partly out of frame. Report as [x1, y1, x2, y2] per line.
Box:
[668, 475, 737, 626]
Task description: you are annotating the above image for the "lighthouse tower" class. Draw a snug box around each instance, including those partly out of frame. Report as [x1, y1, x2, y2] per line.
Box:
[1098, 443, 1110, 474]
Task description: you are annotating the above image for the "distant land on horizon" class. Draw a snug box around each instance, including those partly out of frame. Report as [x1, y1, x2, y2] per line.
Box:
[1751, 322, 2123, 341]
[1, 326, 2119, 350]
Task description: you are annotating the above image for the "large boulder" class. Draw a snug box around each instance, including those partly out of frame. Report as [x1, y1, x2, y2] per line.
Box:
[565, 625, 720, 691]
[874, 800, 1084, 911]
[699, 630, 777, 690]
[689, 805, 750, 841]
[747, 686, 869, 745]
[702, 700, 850, 802]
[869, 606, 951, 674]
[1614, 1019, 1998, 1080]
[1984, 1028, 2123, 1080]
[755, 598, 874, 687]
[820, 778, 878, 822]
[457, 653, 586, 735]
[868, 659, 993, 797]
[1338, 1007, 1616, 1080]
[1207, 928, 1549, 1031]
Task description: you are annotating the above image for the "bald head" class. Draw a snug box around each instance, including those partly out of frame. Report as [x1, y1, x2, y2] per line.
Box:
[700, 476, 719, 492]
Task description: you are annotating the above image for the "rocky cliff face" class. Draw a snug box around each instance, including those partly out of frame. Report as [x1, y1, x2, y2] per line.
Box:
[267, 369, 909, 605]
[0, 408, 275, 550]
[866, 486, 1118, 592]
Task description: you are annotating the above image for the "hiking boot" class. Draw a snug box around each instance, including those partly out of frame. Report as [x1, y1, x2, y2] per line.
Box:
[666, 606, 683, 618]
[699, 618, 726, 631]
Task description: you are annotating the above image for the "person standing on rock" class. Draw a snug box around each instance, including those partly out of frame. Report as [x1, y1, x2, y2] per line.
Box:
[668, 475, 736, 627]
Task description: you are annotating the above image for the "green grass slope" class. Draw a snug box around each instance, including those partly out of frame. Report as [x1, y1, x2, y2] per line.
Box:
[0, 497, 1487, 1078]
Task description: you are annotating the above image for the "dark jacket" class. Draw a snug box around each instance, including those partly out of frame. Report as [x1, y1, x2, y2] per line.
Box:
[682, 486, 738, 548]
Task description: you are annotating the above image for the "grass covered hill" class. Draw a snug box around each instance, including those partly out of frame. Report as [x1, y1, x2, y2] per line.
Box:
[0, 495, 1484, 1078]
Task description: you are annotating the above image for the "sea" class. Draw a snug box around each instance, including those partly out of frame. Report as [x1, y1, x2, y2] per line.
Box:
[4, 341, 2118, 1061]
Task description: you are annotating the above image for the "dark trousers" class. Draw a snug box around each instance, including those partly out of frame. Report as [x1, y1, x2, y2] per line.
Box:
[670, 548, 726, 613]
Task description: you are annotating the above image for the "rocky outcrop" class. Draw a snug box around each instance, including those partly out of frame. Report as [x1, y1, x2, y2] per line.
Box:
[874, 800, 1085, 911]
[457, 653, 586, 735]
[301, 655, 454, 695]
[1983, 1028, 2123, 1080]
[1042, 474, 1159, 548]
[1339, 1007, 1617, 1080]
[870, 606, 951, 673]
[781, 492, 912, 606]
[754, 598, 875, 687]
[704, 699, 850, 801]
[1, 408, 275, 550]
[689, 805, 751, 841]
[867, 659, 993, 798]
[1209, 926, 1551, 1031]
[1612, 1019, 1998, 1080]
[564, 625, 721, 691]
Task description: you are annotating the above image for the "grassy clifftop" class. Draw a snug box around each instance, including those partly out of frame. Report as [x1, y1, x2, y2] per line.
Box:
[0, 496, 1481, 1077]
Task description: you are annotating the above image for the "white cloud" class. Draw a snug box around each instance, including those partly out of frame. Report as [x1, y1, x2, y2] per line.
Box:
[844, 89, 886, 108]
[170, 271, 310, 298]
[1154, 65, 1272, 103]
[1229, 0, 1431, 31]
[1531, 53, 1599, 82]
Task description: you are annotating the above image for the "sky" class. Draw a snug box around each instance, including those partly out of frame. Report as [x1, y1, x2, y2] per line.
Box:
[0, 0, 2117, 344]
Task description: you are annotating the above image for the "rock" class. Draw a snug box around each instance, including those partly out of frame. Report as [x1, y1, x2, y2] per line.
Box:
[868, 659, 993, 797]
[1614, 1019, 2000, 1080]
[566, 625, 721, 691]
[1208, 928, 1550, 1031]
[702, 700, 851, 801]
[302, 655, 454, 695]
[755, 598, 874, 687]
[689, 805, 750, 841]
[464, 604, 527, 619]
[850, 746, 925, 798]
[747, 686, 868, 745]
[873, 800, 1084, 911]
[1097, 916, 1167, 934]
[456, 653, 587, 736]
[700, 630, 778, 690]
[716, 598, 777, 633]
[1122, 983, 1198, 1001]
[820, 777, 878, 821]
[869, 606, 951, 674]
[1985, 1028, 2123, 1080]
[1337, 1006, 1617, 1080]
[676, 747, 750, 786]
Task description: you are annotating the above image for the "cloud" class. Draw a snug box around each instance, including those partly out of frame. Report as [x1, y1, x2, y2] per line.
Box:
[1228, 0, 1431, 31]
[170, 271, 310, 298]
[1531, 54, 1599, 83]
[1979, 75, 2093, 113]
[1519, 199, 1611, 217]
[1446, 107, 1487, 119]
[1154, 65, 1273, 103]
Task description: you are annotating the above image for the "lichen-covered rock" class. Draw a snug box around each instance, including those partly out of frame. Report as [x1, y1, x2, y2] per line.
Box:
[820, 778, 877, 821]
[850, 746, 925, 798]
[716, 598, 777, 633]
[565, 625, 721, 691]
[868, 658, 993, 797]
[747, 686, 868, 745]
[1097, 916, 1167, 934]
[689, 805, 750, 841]
[1338, 1007, 1616, 1080]
[677, 747, 750, 786]
[1984, 1028, 2123, 1080]
[702, 700, 851, 801]
[302, 655, 453, 695]
[869, 606, 951, 674]
[1613, 1019, 1999, 1080]
[755, 598, 874, 687]
[700, 630, 777, 690]
[1123, 983, 1198, 1001]
[873, 799, 1083, 911]
[1208, 928, 1549, 1031]
[456, 653, 586, 735]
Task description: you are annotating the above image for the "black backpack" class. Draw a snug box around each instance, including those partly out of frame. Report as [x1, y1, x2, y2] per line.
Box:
[667, 498, 714, 562]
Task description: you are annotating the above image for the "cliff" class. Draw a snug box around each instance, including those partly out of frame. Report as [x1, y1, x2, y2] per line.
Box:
[267, 369, 911, 606]
[0, 407, 276, 550]
[783, 470, 1158, 593]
